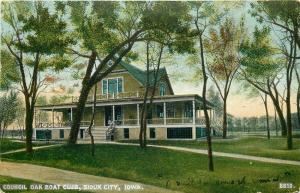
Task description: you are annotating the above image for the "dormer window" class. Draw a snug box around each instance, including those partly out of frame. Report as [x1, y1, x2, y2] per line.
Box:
[159, 82, 166, 96]
[102, 77, 123, 94]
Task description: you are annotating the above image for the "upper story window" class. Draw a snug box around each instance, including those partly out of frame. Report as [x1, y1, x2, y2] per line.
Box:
[159, 82, 166, 96]
[102, 77, 123, 94]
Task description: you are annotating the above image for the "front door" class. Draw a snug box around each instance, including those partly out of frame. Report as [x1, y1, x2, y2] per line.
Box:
[115, 105, 122, 125]
[105, 106, 112, 126]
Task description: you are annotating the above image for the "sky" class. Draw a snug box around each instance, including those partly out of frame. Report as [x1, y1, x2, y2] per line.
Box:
[1, 1, 298, 118]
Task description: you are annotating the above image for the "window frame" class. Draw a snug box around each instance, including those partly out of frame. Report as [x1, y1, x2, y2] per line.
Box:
[59, 129, 64, 139]
[159, 82, 166, 96]
[124, 128, 129, 139]
[150, 128, 156, 139]
[102, 77, 124, 95]
[167, 127, 192, 139]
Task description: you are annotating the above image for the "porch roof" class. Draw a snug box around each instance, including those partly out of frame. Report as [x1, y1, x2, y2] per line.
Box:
[36, 94, 214, 110]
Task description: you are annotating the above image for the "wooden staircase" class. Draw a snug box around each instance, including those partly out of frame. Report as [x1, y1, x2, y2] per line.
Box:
[82, 122, 116, 142]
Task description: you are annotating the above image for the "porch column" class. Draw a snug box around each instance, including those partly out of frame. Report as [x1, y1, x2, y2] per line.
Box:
[209, 109, 212, 122]
[163, 102, 166, 125]
[192, 100, 196, 140]
[34, 109, 37, 128]
[137, 104, 140, 125]
[192, 100, 196, 125]
[112, 105, 115, 123]
[70, 108, 73, 122]
[52, 108, 54, 128]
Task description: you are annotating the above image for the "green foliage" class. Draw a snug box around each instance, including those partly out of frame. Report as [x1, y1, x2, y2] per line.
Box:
[0, 92, 20, 129]
[49, 95, 71, 105]
[204, 16, 245, 80]
[0, 50, 20, 89]
[239, 26, 280, 78]
[1, 1, 73, 85]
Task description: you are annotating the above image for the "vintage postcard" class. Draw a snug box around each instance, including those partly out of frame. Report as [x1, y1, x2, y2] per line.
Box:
[0, 1, 299, 193]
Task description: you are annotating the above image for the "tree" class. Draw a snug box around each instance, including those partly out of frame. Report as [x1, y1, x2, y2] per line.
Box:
[66, 1, 194, 144]
[259, 93, 270, 139]
[0, 92, 19, 139]
[241, 84, 271, 139]
[190, 2, 224, 172]
[250, 1, 300, 50]
[2, 2, 73, 152]
[204, 17, 245, 138]
[250, 1, 299, 150]
[295, 66, 300, 130]
[139, 42, 164, 149]
[239, 26, 297, 149]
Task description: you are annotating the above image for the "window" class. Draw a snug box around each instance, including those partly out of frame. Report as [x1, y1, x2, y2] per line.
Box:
[80, 129, 84, 139]
[102, 78, 123, 94]
[184, 102, 193, 117]
[59, 129, 64, 139]
[167, 104, 175, 118]
[150, 128, 156, 139]
[108, 79, 117, 94]
[196, 127, 206, 138]
[167, 127, 192, 139]
[156, 104, 164, 118]
[159, 82, 166, 96]
[117, 78, 123, 93]
[102, 79, 107, 94]
[124, 128, 129, 139]
[36, 130, 52, 140]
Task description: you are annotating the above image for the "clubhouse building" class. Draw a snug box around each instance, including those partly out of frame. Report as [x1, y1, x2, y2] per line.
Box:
[34, 62, 219, 141]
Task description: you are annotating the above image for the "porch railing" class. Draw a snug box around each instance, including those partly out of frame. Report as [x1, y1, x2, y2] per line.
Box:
[72, 91, 145, 103]
[35, 118, 207, 128]
[166, 117, 193, 124]
[35, 121, 91, 128]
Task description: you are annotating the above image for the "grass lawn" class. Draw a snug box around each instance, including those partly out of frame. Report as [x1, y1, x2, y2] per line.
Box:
[2, 144, 300, 193]
[0, 175, 89, 193]
[120, 136, 300, 161]
[0, 139, 55, 153]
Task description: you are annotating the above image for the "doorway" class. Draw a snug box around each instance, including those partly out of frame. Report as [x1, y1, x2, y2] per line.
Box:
[105, 106, 112, 126]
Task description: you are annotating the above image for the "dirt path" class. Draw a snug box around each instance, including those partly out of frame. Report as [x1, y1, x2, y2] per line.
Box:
[0, 144, 62, 156]
[0, 161, 180, 193]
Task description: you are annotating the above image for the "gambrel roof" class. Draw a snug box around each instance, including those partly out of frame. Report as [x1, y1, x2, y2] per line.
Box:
[119, 61, 174, 95]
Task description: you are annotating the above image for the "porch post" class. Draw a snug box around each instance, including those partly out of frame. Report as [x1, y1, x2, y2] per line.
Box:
[34, 109, 37, 128]
[163, 102, 166, 125]
[192, 100, 196, 125]
[192, 100, 196, 140]
[52, 108, 54, 128]
[112, 105, 115, 123]
[137, 104, 140, 125]
[209, 109, 212, 122]
[70, 108, 73, 122]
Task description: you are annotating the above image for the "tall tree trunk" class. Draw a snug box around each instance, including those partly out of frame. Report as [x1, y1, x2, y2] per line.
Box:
[199, 33, 214, 171]
[286, 77, 293, 149]
[297, 83, 300, 129]
[263, 94, 270, 140]
[295, 69, 300, 131]
[267, 84, 287, 137]
[87, 85, 97, 156]
[139, 90, 149, 148]
[68, 84, 92, 145]
[274, 109, 278, 137]
[222, 98, 227, 139]
[25, 98, 34, 153]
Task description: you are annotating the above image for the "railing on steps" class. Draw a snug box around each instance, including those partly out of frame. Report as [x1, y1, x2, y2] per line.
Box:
[106, 121, 116, 141]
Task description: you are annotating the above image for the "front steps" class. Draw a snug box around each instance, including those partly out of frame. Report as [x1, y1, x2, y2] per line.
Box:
[82, 127, 109, 142]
